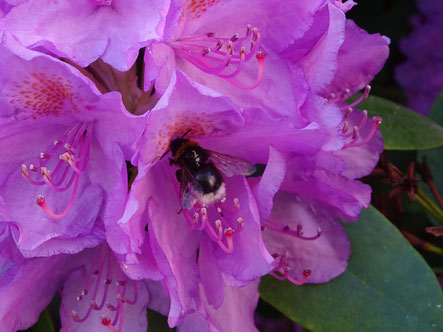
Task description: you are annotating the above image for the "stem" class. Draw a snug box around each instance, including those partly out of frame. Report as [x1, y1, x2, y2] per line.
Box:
[427, 181, 443, 209]
[402, 231, 443, 257]
[415, 189, 443, 226]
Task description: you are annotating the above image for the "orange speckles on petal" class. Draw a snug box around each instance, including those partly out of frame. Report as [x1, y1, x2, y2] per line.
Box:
[7, 73, 79, 120]
[154, 112, 220, 158]
[183, 0, 220, 19]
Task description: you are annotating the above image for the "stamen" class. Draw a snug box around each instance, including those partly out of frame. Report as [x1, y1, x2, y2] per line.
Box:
[342, 85, 371, 110]
[237, 217, 244, 228]
[172, 25, 265, 89]
[24, 123, 92, 219]
[225, 51, 266, 90]
[233, 197, 240, 211]
[287, 269, 312, 286]
[344, 116, 382, 148]
[21, 164, 30, 178]
[263, 220, 322, 241]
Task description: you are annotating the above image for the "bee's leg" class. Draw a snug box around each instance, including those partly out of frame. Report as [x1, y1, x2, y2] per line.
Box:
[177, 207, 183, 215]
[169, 158, 179, 166]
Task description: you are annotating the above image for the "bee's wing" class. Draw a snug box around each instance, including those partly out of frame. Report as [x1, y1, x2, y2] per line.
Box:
[179, 167, 204, 210]
[208, 151, 256, 177]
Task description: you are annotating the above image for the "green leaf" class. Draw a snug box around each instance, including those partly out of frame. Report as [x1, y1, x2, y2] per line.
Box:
[26, 310, 54, 332]
[259, 206, 443, 332]
[355, 95, 443, 150]
[417, 93, 443, 225]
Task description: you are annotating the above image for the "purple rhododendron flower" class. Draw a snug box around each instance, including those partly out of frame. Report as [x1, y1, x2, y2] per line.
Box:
[256, 10, 388, 284]
[0, 38, 143, 257]
[144, 0, 331, 117]
[3, 0, 175, 70]
[116, 70, 329, 326]
[0, 0, 391, 331]
[396, 0, 443, 115]
[0, 224, 158, 332]
[0, 225, 259, 332]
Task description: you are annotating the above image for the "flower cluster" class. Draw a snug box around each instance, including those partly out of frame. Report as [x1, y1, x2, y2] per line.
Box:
[0, 1, 388, 331]
[396, 0, 443, 115]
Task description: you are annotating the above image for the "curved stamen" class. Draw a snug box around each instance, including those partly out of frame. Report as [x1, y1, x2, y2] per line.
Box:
[225, 51, 266, 90]
[344, 116, 382, 148]
[172, 25, 266, 89]
[342, 85, 371, 110]
[29, 124, 92, 219]
[263, 220, 322, 241]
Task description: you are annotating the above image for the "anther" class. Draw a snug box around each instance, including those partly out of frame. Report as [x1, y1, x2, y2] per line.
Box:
[72, 311, 81, 322]
[29, 164, 38, 171]
[342, 121, 349, 133]
[202, 47, 210, 57]
[233, 198, 240, 211]
[91, 301, 99, 310]
[41, 167, 52, 180]
[230, 33, 239, 42]
[106, 303, 117, 311]
[76, 295, 82, 301]
[201, 208, 208, 224]
[21, 164, 30, 178]
[246, 24, 252, 35]
[104, 278, 112, 285]
[53, 139, 61, 146]
[40, 152, 49, 159]
[215, 219, 222, 231]
[352, 126, 359, 139]
[215, 39, 223, 50]
[192, 212, 199, 224]
[359, 110, 368, 127]
[252, 28, 259, 41]
[237, 217, 244, 228]
[64, 143, 72, 152]
[303, 269, 312, 277]
[81, 289, 88, 296]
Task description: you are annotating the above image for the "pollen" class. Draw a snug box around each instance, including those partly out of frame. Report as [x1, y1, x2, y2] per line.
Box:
[6, 72, 78, 120]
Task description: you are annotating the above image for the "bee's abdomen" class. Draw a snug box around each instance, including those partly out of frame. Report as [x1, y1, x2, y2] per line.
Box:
[193, 163, 224, 194]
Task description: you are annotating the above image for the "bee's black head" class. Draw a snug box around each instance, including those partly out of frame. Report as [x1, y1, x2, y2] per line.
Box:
[170, 137, 189, 156]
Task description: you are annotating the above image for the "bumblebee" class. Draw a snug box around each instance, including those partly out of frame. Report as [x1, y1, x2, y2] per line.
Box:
[165, 131, 256, 210]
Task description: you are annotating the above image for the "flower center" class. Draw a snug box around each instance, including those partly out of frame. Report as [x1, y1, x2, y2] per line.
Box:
[72, 246, 137, 332]
[20, 122, 92, 219]
[171, 25, 266, 90]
